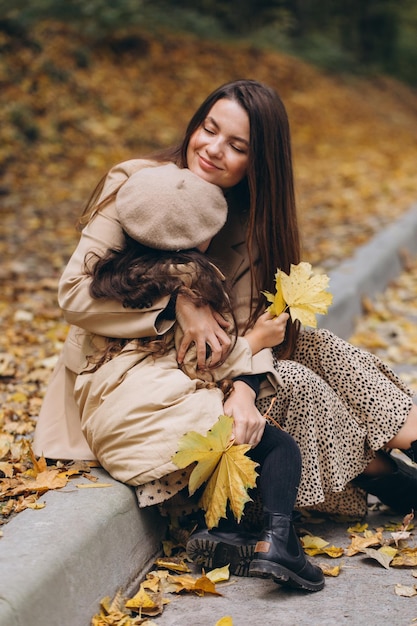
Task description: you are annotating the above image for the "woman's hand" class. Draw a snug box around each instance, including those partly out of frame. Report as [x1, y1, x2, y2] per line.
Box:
[176, 293, 231, 369]
[224, 381, 266, 446]
[245, 311, 289, 355]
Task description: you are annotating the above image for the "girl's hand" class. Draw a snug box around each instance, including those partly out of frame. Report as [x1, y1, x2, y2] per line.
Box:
[176, 293, 231, 369]
[224, 381, 265, 446]
[245, 311, 289, 355]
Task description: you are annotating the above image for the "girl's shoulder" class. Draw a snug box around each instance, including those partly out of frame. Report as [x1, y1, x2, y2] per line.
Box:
[98, 159, 169, 205]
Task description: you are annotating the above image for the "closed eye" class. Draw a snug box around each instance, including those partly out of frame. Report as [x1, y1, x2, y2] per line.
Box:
[231, 144, 246, 153]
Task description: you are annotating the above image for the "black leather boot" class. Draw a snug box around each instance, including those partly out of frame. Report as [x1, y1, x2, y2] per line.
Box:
[353, 451, 417, 514]
[249, 513, 325, 592]
[186, 527, 258, 576]
[186, 507, 259, 576]
[402, 440, 417, 464]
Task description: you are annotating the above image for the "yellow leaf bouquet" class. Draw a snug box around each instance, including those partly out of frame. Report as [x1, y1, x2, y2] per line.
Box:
[172, 415, 258, 529]
[263, 261, 333, 328]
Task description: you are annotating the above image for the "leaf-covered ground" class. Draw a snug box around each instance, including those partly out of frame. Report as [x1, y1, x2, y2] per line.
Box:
[349, 251, 417, 392]
[1, 21, 417, 524]
[90, 511, 417, 624]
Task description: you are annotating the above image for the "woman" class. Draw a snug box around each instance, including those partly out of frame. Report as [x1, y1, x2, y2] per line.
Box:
[34, 79, 416, 582]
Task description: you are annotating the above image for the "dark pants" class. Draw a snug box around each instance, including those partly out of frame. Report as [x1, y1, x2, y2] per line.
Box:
[247, 423, 302, 517]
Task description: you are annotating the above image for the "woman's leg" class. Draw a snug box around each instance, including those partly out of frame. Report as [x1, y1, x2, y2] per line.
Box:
[187, 425, 324, 590]
[290, 328, 415, 455]
[186, 425, 299, 575]
[386, 403, 417, 452]
[257, 357, 374, 516]
[247, 424, 301, 516]
[350, 403, 417, 514]
[247, 426, 324, 591]
[267, 327, 417, 515]
[361, 404, 417, 476]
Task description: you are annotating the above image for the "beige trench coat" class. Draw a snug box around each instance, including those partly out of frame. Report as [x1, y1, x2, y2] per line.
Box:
[33, 159, 283, 464]
[74, 329, 255, 485]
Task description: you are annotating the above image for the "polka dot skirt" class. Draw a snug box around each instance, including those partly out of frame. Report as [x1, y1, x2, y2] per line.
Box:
[258, 328, 414, 517]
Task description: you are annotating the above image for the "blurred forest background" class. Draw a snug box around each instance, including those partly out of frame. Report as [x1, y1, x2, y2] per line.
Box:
[1, 0, 417, 518]
[2, 0, 417, 81]
[1, 0, 417, 277]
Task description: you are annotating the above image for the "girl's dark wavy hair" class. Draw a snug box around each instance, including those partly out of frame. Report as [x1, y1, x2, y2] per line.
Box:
[84, 235, 237, 369]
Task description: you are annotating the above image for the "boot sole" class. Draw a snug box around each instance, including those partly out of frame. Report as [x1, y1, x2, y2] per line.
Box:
[249, 558, 325, 592]
[186, 534, 256, 577]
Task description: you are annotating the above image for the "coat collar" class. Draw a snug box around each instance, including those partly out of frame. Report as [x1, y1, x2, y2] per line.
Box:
[208, 206, 248, 283]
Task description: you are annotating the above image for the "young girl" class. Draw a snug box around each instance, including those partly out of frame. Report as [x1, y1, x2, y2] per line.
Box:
[72, 162, 324, 590]
[74, 162, 285, 487]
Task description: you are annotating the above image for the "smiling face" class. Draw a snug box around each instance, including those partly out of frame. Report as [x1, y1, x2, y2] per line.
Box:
[186, 98, 250, 190]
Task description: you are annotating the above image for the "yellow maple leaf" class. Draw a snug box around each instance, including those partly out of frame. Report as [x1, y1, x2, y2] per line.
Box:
[11, 469, 68, 496]
[29, 447, 47, 474]
[345, 529, 384, 556]
[262, 271, 286, 317]
[200, 447, 257, 529]
[391, 547, 417, 568]
[263, 262, 333, 328]
[93, 590, 131, 625]
[154, 557, 191, 573]
[166, 573, 222, 596]
[362, 546, 396, 569]
[206, 564, 230, 583]
[172, 415, 258, 529]
[322, 545, 345, 558]
[194, 574, 223, 596]
[125, 587, 158, 611]
[300, 534, 344, 558]
[320, 564, 342, 577]
[300, 535, 329, 551]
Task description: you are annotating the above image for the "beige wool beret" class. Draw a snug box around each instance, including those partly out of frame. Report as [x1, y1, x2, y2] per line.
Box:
[115, 163, 228, 251]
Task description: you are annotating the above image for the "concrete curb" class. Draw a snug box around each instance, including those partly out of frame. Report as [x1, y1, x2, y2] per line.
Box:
[0, 469, 166, 626]
[1, 206, 416, 626]
[319, 204, 417, 338]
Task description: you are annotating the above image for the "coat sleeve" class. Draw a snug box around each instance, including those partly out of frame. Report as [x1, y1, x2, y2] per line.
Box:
[58, 160, 174, 339]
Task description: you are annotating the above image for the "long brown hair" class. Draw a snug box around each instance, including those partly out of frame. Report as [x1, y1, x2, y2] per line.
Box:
[80, 80, 301, 357]
[160, 80, 301, 357]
